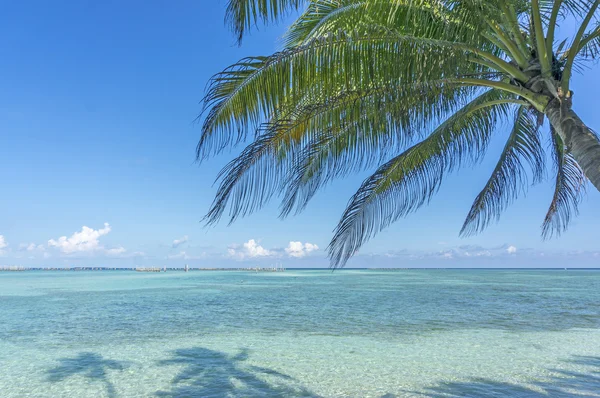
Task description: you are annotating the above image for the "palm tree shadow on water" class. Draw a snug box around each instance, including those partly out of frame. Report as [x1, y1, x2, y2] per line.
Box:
[47, 352, 128, 398]
[43, 351, 600, 397]
[155, 347, 320, 397]
[394, 355, 600, 398]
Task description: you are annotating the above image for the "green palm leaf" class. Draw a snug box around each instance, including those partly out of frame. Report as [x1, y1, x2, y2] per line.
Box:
[575, 22, 600, 59]
[328, 89, 516, 267]
[542, 128, 587, 238]
[460, 106, 545, 236]
[201, 0, 600, 267]
[197, 29, 484, 161]
[226, 0, 304, 43]
[279, 82, 476, 217]
[282, 0, 494, 50]
[205, 80, 471, 225]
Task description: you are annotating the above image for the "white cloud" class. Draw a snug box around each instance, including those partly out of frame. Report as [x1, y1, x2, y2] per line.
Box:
[172, 235, 189, 248]
[0, 235, 7, 255]
[378, 244, 520, 261]
[106, 247, 126, 256]
[16, 243, 46, 259]
[168, 251, 188, 259]
[437, 245, 516, 259]
[167, 251, 205, 260]
[227, 239, 320, 260]
[47, 223, 125, 256]
[48, 223, 111, 254]
[285, 241, 319, 258]
[244, 239, 271, 257]
[228, 239, 272, 260]
[19, 243, 45, 252]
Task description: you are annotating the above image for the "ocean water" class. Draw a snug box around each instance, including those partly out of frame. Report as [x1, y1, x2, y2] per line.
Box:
[1, 269, 600, 397]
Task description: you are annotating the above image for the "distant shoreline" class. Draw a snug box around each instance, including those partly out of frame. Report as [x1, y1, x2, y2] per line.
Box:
[1, 267, 599, 272]
[0, 266, 287, 272]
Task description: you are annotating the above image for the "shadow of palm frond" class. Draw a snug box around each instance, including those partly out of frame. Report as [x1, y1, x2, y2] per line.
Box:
[155, 347, 319, 397]
[421, 356, 600, 398]
[47, 352, 128, 398]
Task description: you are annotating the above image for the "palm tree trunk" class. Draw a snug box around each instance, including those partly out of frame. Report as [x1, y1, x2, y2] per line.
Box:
[545, 99, 600, 191]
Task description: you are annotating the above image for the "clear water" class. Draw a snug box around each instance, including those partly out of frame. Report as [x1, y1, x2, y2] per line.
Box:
[1, 269, 600, 397]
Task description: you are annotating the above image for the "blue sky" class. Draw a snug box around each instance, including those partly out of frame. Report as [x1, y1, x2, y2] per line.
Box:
[1, 1, 599, 268]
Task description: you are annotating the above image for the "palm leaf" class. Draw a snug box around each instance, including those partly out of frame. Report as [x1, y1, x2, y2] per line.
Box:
[204, 80, 471, 225]
[541, 127, 587, 238]
[328, 89, 516, 268]
[197, 29, 481, 161]
[283, 0, 494, 50]
[279, 83, 476, 217]
[575, 22, 600, 59]
[460, 106, 545, 236]
[226, 0, 304, 43]
[283, 0, 360, 48]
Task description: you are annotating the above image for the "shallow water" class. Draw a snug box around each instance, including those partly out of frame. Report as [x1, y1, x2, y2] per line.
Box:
[1, 269, 600, 397]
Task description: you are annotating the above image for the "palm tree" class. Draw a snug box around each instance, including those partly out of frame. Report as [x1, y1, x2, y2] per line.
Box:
[198, 0, 600, 267]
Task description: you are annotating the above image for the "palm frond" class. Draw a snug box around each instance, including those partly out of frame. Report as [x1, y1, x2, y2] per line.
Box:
[203, 88, 376, 225]
[542, 127, 587, 238]
[279, 83, 476, 217]
[536, 0, 595, 19]
[560, 0, 599, 92]
[283, 0, 361, 48]
[226, 0, 304, 43]
[197, 29, 482, 161]
[328, 89, 516, 268]
[204, 80, 472, 225]
[460, 106, 545, 236]
[283, 0, 494, 50]
[575, 22, 600, 59]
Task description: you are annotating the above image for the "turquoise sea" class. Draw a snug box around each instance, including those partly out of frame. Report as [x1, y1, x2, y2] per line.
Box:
[1, 269, 600, 397]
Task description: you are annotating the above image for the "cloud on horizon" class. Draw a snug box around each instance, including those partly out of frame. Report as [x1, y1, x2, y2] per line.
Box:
[227, 239, 320, 260]
[172, 235, 189, 248]
[167, 251, 206, 261]
[3, 227, 598, 268]
[47, 223, 128, 257]
[353, 244, 600, 267]
[285, 241, 319, 258]
[105, 246, 126, 256]
[19, 243, 46, 252]
[0, 235, 7, 255]
[376, 243, 521, 261]
[228, 239, 272, 260]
